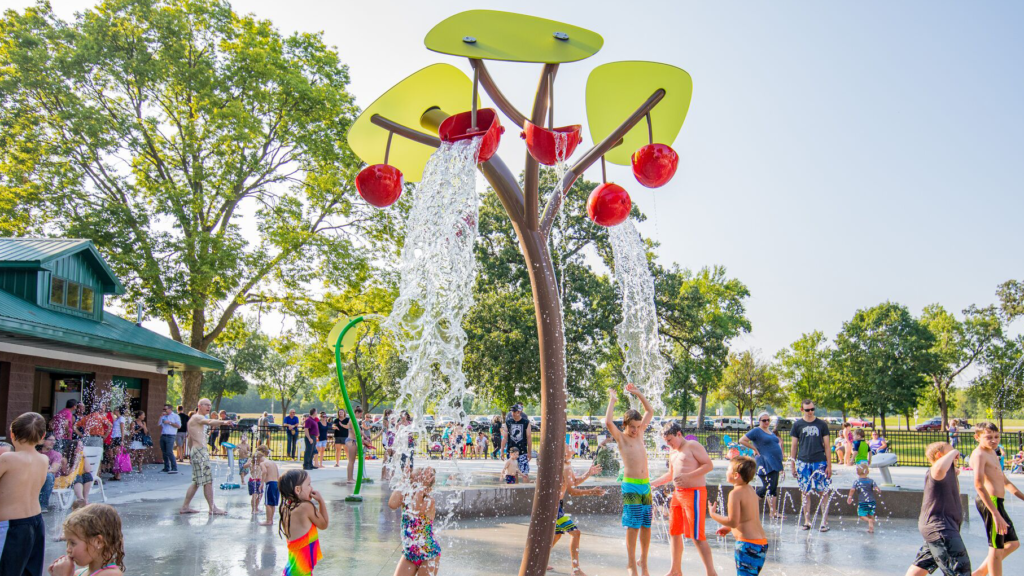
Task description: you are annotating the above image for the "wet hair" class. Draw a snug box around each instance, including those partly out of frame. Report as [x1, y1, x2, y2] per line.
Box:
[925, 442, 952, 462]
[662, 422, 683, 437]
[623, 409, 643, 426]
[974, 421, 999, 436]
[854, 428, 865, 439]
[65, 399, 80, 409]
[63, 504, 125, 571]
[509, 446, 520, 456]
[730, 456, 757, 484]
[256, 445, 270, 456]
[856, 463, 870, 476]
[11, 412, 46, 444]
[278, 469, 318, 539]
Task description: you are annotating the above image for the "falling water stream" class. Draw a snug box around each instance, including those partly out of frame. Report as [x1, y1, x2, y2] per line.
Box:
[608, 220, 669, 414]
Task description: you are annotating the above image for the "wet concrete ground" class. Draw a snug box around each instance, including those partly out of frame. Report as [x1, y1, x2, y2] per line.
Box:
[40, 458, 1024, 575]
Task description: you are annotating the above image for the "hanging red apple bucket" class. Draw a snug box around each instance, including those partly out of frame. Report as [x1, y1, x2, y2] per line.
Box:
[356, 164, 404, 208]
[631, 143, 678, 188]
[521, 121, 582, 165]
[587, 182, 631, 227]
[438, 108, 504, 163]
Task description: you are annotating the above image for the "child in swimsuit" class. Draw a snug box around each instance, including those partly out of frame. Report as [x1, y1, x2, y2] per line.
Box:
[709, 457, 769, 576]
[502, 447, 529, 484]
[46, 503, 125, 576]
[0, 412, 49, 575]
[388, 466, 441, 575]
[279, 469, 330, 575]
[552, 445, 605, 576]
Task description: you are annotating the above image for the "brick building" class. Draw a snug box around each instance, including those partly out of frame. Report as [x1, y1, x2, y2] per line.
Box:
[0, 238, 223, 457]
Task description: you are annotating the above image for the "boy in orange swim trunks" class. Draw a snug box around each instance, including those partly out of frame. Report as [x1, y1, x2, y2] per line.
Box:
[652, 422, 718, 576]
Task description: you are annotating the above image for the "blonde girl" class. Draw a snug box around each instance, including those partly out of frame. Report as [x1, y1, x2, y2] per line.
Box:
[388, 466, 441, 576]
[47, 504, 125, 576]
[279, 469, 330, 575]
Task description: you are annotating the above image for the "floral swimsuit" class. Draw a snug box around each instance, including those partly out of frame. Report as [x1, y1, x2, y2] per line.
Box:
[402, 508, 440, 566]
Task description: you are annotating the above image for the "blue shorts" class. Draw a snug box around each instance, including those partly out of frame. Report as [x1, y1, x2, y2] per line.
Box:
[796, 460, 831, 494]
[517, 453, 530, 475]
[621, 478, 653, 529]
[735, 540, 768, 576]
[505, 475, 517, 484]
[858, 502, 876, 517]
[247, 478, 262, 496]
[555, 500, 578, 535]
[264, 481, 280, 507]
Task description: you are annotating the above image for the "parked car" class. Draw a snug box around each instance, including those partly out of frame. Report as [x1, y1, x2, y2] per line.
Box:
[567, 418, 590, 432]
[469, 416, 491, 432]
[529, 415, 542, 431]
[437, 416, 456, 428]
[770, 416, 793, 432]
[915, 417, 943, 432]
[847, 417, 874, 429]
[824, 417, 844, 426]
[236, 417, 281, 432]
[683, 418, 715, 431]
[714, 418, 749, 431]
[421, 415, 436, 430]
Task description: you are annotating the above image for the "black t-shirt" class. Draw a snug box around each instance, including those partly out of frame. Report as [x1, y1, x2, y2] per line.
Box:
[790, 418, 829, 463]
[505, 415, 530, 453]
[178, 412, 189, 432]
[490, 422, 503, 438]
[919, 462, 962, 541]
[317, 419, 329, 441]
[333, 418, 349, 441]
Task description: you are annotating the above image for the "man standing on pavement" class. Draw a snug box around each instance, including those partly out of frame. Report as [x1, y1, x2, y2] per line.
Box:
[503, 404, 533, 476]
[284, 409, 299, 459]
[790, 398, 833, 531]
[175, 405, 189, 462]
[302, 408, 320, 470]
[181, 398, 234, 515]
[257, 411, 270, 446]
[157, 403, 180, 474]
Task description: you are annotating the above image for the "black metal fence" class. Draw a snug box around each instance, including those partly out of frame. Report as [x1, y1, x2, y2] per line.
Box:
[209, 426, 1024, 469]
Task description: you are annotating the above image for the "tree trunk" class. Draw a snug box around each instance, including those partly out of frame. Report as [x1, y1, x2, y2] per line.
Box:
[280, 396, 290, 422]
[937, 380, 949, 429]
[697, 391, 708, 424]
[182, 370, 203, 412]
[214, 391, 224, 412]
[879, 408, 887, 435]
[905, 412, 912, 431]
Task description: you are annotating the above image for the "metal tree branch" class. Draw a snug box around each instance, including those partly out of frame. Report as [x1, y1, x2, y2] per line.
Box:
[470, 59, 528, 128]
[524, 63, 558, 230]
[369, 114, 441, 148]
[539, 88, 666, 235]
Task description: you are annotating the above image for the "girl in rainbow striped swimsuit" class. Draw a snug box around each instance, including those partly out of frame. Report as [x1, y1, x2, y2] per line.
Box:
[278, 470, 330, 575]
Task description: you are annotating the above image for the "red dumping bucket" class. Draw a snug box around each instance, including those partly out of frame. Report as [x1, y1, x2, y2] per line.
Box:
[521, 121, 582, 165]
[438, 108, 504, 163]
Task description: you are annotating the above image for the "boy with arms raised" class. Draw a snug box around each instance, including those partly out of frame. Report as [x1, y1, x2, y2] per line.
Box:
[709, 456, 768, 576]
[652, 422, 718, 576]
[0, 412, 49, 575]
[969, 422, 1022, 576]
[605, 383, 654, 576]
[906, 442, 971, 576]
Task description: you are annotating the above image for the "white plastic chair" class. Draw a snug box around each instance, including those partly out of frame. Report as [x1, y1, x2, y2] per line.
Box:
[82, 446, 107, 502]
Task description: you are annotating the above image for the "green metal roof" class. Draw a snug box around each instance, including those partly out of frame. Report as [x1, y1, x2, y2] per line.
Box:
[0, 289, 224, 371]
[0, 238, 124, 295]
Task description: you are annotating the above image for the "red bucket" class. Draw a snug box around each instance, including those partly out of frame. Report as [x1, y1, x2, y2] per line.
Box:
[521, 121, 582, 166]
[438, 108, 504, 163]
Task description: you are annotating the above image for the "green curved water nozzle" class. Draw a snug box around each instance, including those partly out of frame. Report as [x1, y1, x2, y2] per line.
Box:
[332, 315, 368, 502]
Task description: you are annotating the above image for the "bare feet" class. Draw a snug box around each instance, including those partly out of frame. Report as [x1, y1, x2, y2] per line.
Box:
[347, 479, 355, 485]
[628, 566, 639, 576]
[179, 508, 199, 514]
[259, 520, 273, 526]
[209, 507, 227, 515]
[661, 572, 682, 576]
[640, 564, 651, 576]
[572, 569, 588, 576]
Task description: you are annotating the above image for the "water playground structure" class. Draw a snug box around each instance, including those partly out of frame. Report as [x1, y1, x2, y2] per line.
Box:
[343, 10, 691, 576]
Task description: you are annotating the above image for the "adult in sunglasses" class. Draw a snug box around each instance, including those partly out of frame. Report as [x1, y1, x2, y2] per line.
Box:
[790, 399, 833, 531]
[739, 412, 784, 518]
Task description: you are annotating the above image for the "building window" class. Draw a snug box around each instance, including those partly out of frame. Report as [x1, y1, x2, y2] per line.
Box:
[81, 287, 94, 312]
[50, 277, 65, 306]
[66, 281, 81, 309]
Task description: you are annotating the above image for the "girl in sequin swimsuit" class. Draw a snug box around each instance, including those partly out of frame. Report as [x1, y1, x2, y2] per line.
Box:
[388, 466, 440, 575]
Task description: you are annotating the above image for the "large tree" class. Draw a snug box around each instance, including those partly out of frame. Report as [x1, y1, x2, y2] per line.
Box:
[656, 265, 751, 423]
[716, 350, 784, 423]
[997, 280, 1023, 322]
[774, 331, 836, 414]
[920, 303, 1001, 427]
[200, 317, 268, 411]
[834, 302, 938, 433]
[0, 0, 377, 410]
[970, 335, 1024, 431]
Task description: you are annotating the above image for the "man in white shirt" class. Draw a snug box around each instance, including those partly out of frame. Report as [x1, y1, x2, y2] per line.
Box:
[158, 403, 181, 474]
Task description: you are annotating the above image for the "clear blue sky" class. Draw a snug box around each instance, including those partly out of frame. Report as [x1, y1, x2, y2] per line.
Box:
[17, 0, 1024, 356]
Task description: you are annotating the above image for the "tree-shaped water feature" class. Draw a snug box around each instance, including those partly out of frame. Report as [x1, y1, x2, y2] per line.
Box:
[346, 10, 692, 576]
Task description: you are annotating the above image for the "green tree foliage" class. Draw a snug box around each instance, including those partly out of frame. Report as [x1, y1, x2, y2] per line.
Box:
[201, 317, 268, 411]
[971, 335, 1024, 430]
[997, 280, 1024, 322]
[0, 0, 379, 410]
[774, 331, 835, 413]
[834, 302, 938, 433]
[920, 303, 1001, 427]
[715, 350, 784, 422]
[253, 335, 313, 421]
[656, 265, 751, 422]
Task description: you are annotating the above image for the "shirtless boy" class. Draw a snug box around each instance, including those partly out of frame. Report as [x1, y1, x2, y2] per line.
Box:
[502, 447, 529, 484]
[551, 445, 605, 576]
[709, 456, 768, 576]
[181, 398, 234, 515]
[605, 383, 654, 576]
[257, 445, 280, 527]
[0, 412, 49, 575]
[970, 422, 1022, 576]
[652, 422, 718, 576]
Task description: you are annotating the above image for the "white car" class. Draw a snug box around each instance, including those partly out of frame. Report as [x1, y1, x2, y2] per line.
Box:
[713, 418, 749, 431]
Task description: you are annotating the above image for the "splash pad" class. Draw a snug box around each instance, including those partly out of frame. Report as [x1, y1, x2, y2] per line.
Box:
[346, 10, 692, 575]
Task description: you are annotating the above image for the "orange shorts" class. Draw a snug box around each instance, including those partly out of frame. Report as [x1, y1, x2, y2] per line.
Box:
[669, 486, 707, 541]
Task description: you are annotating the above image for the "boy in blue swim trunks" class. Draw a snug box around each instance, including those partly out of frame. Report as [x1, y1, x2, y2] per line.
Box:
[256, 445, 279, 527]
[847, 463, 881, 533]
[709, 456, 768, 576]
[551, 445, 604, 575]
[605, 383, 654, 576]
